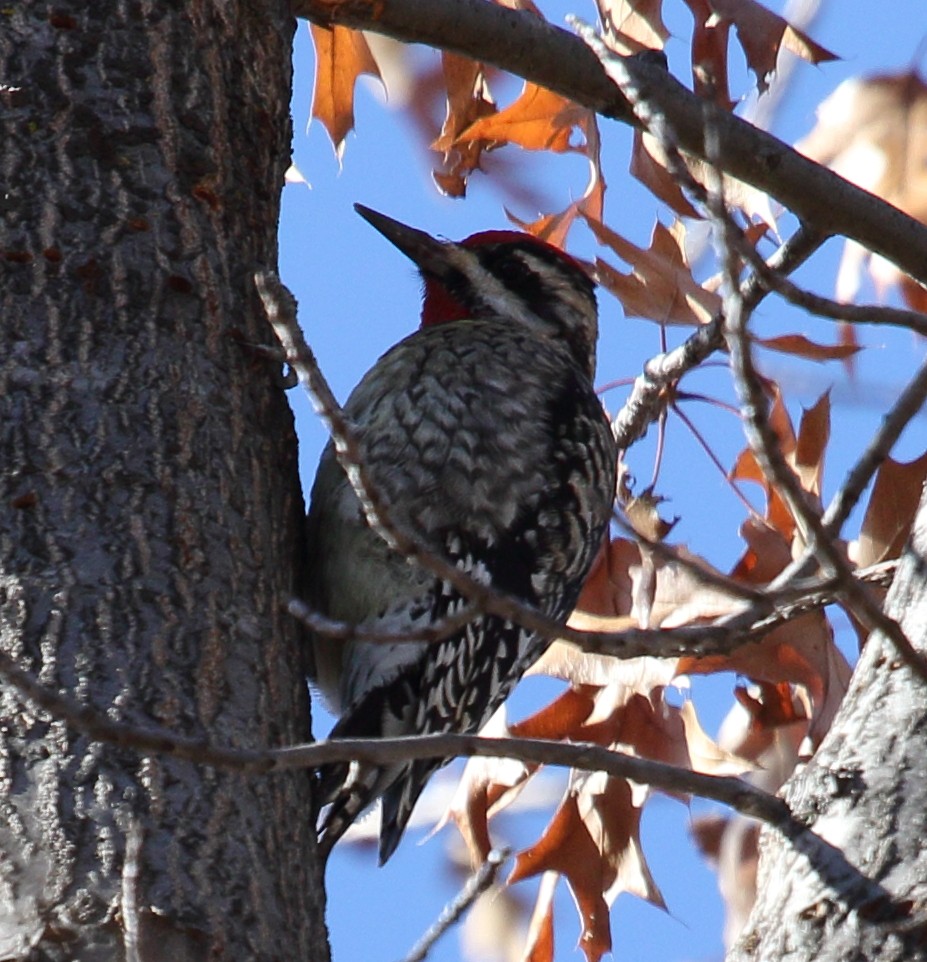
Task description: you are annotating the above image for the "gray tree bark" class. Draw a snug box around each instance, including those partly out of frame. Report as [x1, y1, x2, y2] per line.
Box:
[729, 483, 927, 962]
[0, 2, 327, 959]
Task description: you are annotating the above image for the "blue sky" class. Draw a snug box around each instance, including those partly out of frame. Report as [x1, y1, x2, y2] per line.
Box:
[279, 3, 927, 959]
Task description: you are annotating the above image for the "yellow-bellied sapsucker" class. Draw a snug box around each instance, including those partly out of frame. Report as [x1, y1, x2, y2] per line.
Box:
[307, 205, 617, 864]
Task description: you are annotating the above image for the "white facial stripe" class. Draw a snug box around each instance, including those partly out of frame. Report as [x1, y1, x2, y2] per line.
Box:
[442, 245, 543, 328]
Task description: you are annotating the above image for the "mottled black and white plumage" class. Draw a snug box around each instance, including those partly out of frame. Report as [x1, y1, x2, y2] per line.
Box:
[307, 205, 617, 864]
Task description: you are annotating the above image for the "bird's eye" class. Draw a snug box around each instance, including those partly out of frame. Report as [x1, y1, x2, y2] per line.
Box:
[498, 256, 531, 286]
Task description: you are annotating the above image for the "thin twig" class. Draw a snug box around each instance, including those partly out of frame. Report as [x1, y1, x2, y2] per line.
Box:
[400, 848, 510, 962]
[609, 223, 827, 452]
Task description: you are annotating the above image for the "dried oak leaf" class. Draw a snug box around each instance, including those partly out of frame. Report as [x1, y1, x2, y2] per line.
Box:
[683, 0, 734, 106]
[630, 131, 701, 219]
[730, 388, 829, 541]
[588, 216, 722, 325]
[309, 24, 382, 155]
[851, 450, 927, 567]
[757, 333, 862, 363]
[507, 132, 605, 249]
[797, 70, 927, 308]
[438, 707, 535, 864]
[510, 773, 664, 962]
[679, 518, 851, 745]
[431, 53, 497, 198]
[708, 0, 837, 93]
[455, 82, 591, 153]
[596, 0, 669, 55]
[522, 872, 558, 962]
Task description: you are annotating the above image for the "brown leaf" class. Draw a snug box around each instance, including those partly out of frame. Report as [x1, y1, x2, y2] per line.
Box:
[798, 71, 927, 303]
[630, 131, 701, 219]
[793, 391, 830, 498]
[431, 53, 497, 198]
[684, 0, 734, 106]
[522, 873, 557, 962]
[438, 708, 533, 865]
[507, 136, 605, 248]
[729, 385, 833, 540]
[680, 519, 852, 744]
[309, 24, 381, 155]
[853, 450, 927, 567]
[589, 217, 722, 325]
[708, 0, 837, 92]
[510, 774, 664, 962]
[757, 333, 862, 363]
[596, 0, 669, 55]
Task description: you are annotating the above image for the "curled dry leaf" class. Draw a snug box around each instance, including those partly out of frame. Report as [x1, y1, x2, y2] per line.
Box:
[679, 518, 851, 745]
[630, 131, 701, 219]
[521, 872, 558, 962]
[756, 333, 862, 364]
[684, 0, 734, 107]
[437, 707, 535, 865]
[507, 124, 605, 249]
[455, 82, 592, 154]
[730, 387, 829, 542]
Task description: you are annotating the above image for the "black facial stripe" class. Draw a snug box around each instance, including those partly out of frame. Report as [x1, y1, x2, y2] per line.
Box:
[477, 244, 596, 316]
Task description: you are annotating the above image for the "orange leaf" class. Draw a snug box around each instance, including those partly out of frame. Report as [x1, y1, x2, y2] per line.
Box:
[630, 131, 700, 219]
[310, 24, 381, 154]
[438, 708, 533, 865]
[431, 53, 497, 198]
[456, 82, 589, 153]
[511, 775, 663, 962]
[793, 391, 830, 498]
[684, 0, 734, 106]
[523, 873, 558, 962]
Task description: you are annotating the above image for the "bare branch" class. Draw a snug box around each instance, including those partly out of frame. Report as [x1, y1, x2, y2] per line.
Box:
[401, 848, 510, 962]
[734, 238, 927, 336]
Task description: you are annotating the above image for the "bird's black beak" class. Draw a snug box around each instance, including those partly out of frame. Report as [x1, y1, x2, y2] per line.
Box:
[354, 204, 456, 280]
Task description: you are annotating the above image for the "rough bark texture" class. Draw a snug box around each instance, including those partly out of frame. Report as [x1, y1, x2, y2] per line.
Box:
[0, 2, 326, 960]
[729, 483, 927, 962]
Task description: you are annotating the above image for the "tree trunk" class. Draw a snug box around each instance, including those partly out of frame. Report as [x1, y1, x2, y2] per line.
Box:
[0, 2, 326, 959]
[728, 482, 927, 962]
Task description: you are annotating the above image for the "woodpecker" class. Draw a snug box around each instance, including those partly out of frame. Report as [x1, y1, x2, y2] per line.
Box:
[307, 205, 617, 865]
